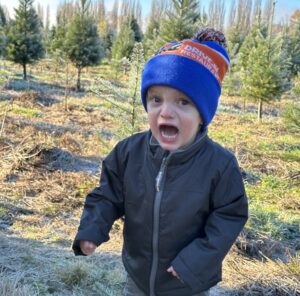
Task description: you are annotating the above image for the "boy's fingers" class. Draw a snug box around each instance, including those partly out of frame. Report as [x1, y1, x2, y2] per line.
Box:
[80, 241, 96, 255]
[167, 266, 178, 277]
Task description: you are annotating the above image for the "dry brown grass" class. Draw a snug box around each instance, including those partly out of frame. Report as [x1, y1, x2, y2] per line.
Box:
[221, 250, 300, 295]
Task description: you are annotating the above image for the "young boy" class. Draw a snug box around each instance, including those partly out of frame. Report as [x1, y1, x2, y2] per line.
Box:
[73, 28, 248, 296]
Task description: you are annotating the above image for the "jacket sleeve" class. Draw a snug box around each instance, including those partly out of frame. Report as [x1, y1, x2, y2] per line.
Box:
[72, 143, 125, 256]
[172, 156, 248, 292]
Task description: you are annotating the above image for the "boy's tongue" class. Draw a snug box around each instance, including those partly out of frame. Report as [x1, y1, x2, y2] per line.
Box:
[160, 125, 178, 137]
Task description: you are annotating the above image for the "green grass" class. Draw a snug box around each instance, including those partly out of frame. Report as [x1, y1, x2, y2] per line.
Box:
[75, 179, 96, 199]
[281, 149, 300, 162]
[0, 205, 9, 218]
[11, 106, 42, 117]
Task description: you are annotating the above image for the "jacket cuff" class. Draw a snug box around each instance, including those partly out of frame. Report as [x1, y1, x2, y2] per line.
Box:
[72, 239, 87, 256]
[172, 255, 202, 292]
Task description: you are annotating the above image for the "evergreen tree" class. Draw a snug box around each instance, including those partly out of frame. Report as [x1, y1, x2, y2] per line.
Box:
[50, 2, 72, 58]
[159, 0, 200, 42]
[111, 16, 135, 60]
[92, 42, 146, 139]
[143, 0, 168, 59]
[98, 18, 115, 59]
[292, 72, 300, 98]
[131, 17, 143, 42]
[43, 5, 52, 56]
[6, 0, 44, 80]
[278, 26, 293, 84]
[0, 4, 7, 27]
[289, 21, 300, 77]
[0, 28, 5, 57]
[50, 24, 68, 55]
[282, 73, 300, 131]
[65, 0, 103, 91]
[0, 5, 6, 57]
[128, 42, 145, 135]
[237, 19, 286, 120]
[223, 25, 244, 96]
[143, 21, 161, 60]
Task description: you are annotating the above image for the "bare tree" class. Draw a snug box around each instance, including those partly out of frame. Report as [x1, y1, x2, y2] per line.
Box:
[110, 0, 119, 30]
[227, 0, 237, 31]
[56, 0, 76, 26]
[120, 0, 131, 26]
[236, 0, 252, 35]
[135, 1, 142, 28]
[263, 0, 273, 26]
[45, 5, 50, 31]
[208, 0, 226, 31]
[36, 3, 44, 26]
[92, 0, 106, 22]
[252, 0, 262, 24]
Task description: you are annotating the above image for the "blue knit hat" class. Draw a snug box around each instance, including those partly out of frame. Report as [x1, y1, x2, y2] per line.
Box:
[141, 28, 230, 127]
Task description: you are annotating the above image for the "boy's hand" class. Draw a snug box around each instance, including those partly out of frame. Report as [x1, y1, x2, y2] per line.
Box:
[79, 240, 97, 255]
[167, 266, 181, 281]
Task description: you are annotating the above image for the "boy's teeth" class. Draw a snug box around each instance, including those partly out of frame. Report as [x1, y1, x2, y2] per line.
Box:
[161, 131, 177, 139]
[160, 125, 178, 138]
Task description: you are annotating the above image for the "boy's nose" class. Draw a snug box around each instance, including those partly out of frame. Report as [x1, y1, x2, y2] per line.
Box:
[160, 102, 175, 118]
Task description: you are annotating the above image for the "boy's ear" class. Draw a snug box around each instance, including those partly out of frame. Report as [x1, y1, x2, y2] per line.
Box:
[199, 116, 204, 125]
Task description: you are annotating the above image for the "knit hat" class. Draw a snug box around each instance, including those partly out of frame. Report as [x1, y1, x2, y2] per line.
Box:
[141, 28, 230, 127]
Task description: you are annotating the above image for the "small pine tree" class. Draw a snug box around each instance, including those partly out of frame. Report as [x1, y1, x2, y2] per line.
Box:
[6, 0, 44, 80]
[292, 72, 300, 98]
[128, 42, 145, 135]
[289, 22, 300, 77]
[223, 25, 245, 96]
[50, 24, 68, 55]
[98, 18, 115, 59]
[111, 16, 135, 60]
[92, 42, 146, 139]
[238, 21, 286, 120]
[159, 0, 200, 42]
[0, 29, 5, 57]
[282, 71, 300, 131]
[0, 4, 7, 27]
[65, 0, 103, 91]
[131, 17, 143, 42]
[282, 102, 300, 132]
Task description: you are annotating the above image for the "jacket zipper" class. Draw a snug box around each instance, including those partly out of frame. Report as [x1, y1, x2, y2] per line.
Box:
[150, 156, 169, 296]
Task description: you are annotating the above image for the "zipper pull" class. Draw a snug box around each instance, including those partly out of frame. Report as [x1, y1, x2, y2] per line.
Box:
[155, 157, 167, 192]
[156, 171, 163, 192]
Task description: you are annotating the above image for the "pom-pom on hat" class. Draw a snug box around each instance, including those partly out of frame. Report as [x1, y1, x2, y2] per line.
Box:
[141, 28, 230, 127]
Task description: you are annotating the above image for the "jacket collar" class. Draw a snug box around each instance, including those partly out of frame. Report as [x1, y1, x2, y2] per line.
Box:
[148, 128, 208, 166]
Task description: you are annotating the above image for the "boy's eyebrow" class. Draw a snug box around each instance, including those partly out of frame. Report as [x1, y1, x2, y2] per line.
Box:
[147, 91, 160, 97]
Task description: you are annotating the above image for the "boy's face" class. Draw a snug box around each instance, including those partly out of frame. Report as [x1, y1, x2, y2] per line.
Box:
[147, 85, 202, 152]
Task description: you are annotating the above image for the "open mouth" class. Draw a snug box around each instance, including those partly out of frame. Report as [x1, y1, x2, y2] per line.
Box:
[159, 124, 179, 140]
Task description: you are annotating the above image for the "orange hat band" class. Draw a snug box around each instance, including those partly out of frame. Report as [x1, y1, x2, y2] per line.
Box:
[159, 40, 229, 85]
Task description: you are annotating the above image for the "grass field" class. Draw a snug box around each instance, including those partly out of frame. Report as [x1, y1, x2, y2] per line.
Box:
[0, 60, 299, 295]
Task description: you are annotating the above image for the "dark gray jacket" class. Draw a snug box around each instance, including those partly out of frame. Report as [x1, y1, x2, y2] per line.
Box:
[73, 130, 248, 296]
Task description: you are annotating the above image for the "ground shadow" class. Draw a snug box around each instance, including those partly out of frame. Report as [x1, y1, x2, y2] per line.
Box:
[34, 147, 102, 175]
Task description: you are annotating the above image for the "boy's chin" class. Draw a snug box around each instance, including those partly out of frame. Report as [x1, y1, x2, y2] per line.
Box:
[158, 141, 181, 152]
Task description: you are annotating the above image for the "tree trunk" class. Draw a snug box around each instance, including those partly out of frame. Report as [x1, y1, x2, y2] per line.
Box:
[64, 62, 70, 111]
[258, 99, 263, 122]
[243, 98, 246, 112]
[76, 67, 82, 92]
[23, 63, 27, 80]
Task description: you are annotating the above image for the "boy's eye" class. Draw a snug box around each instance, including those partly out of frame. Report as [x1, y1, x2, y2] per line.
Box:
[152, 96, 160, 103]
[179, 98, 190, 106]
